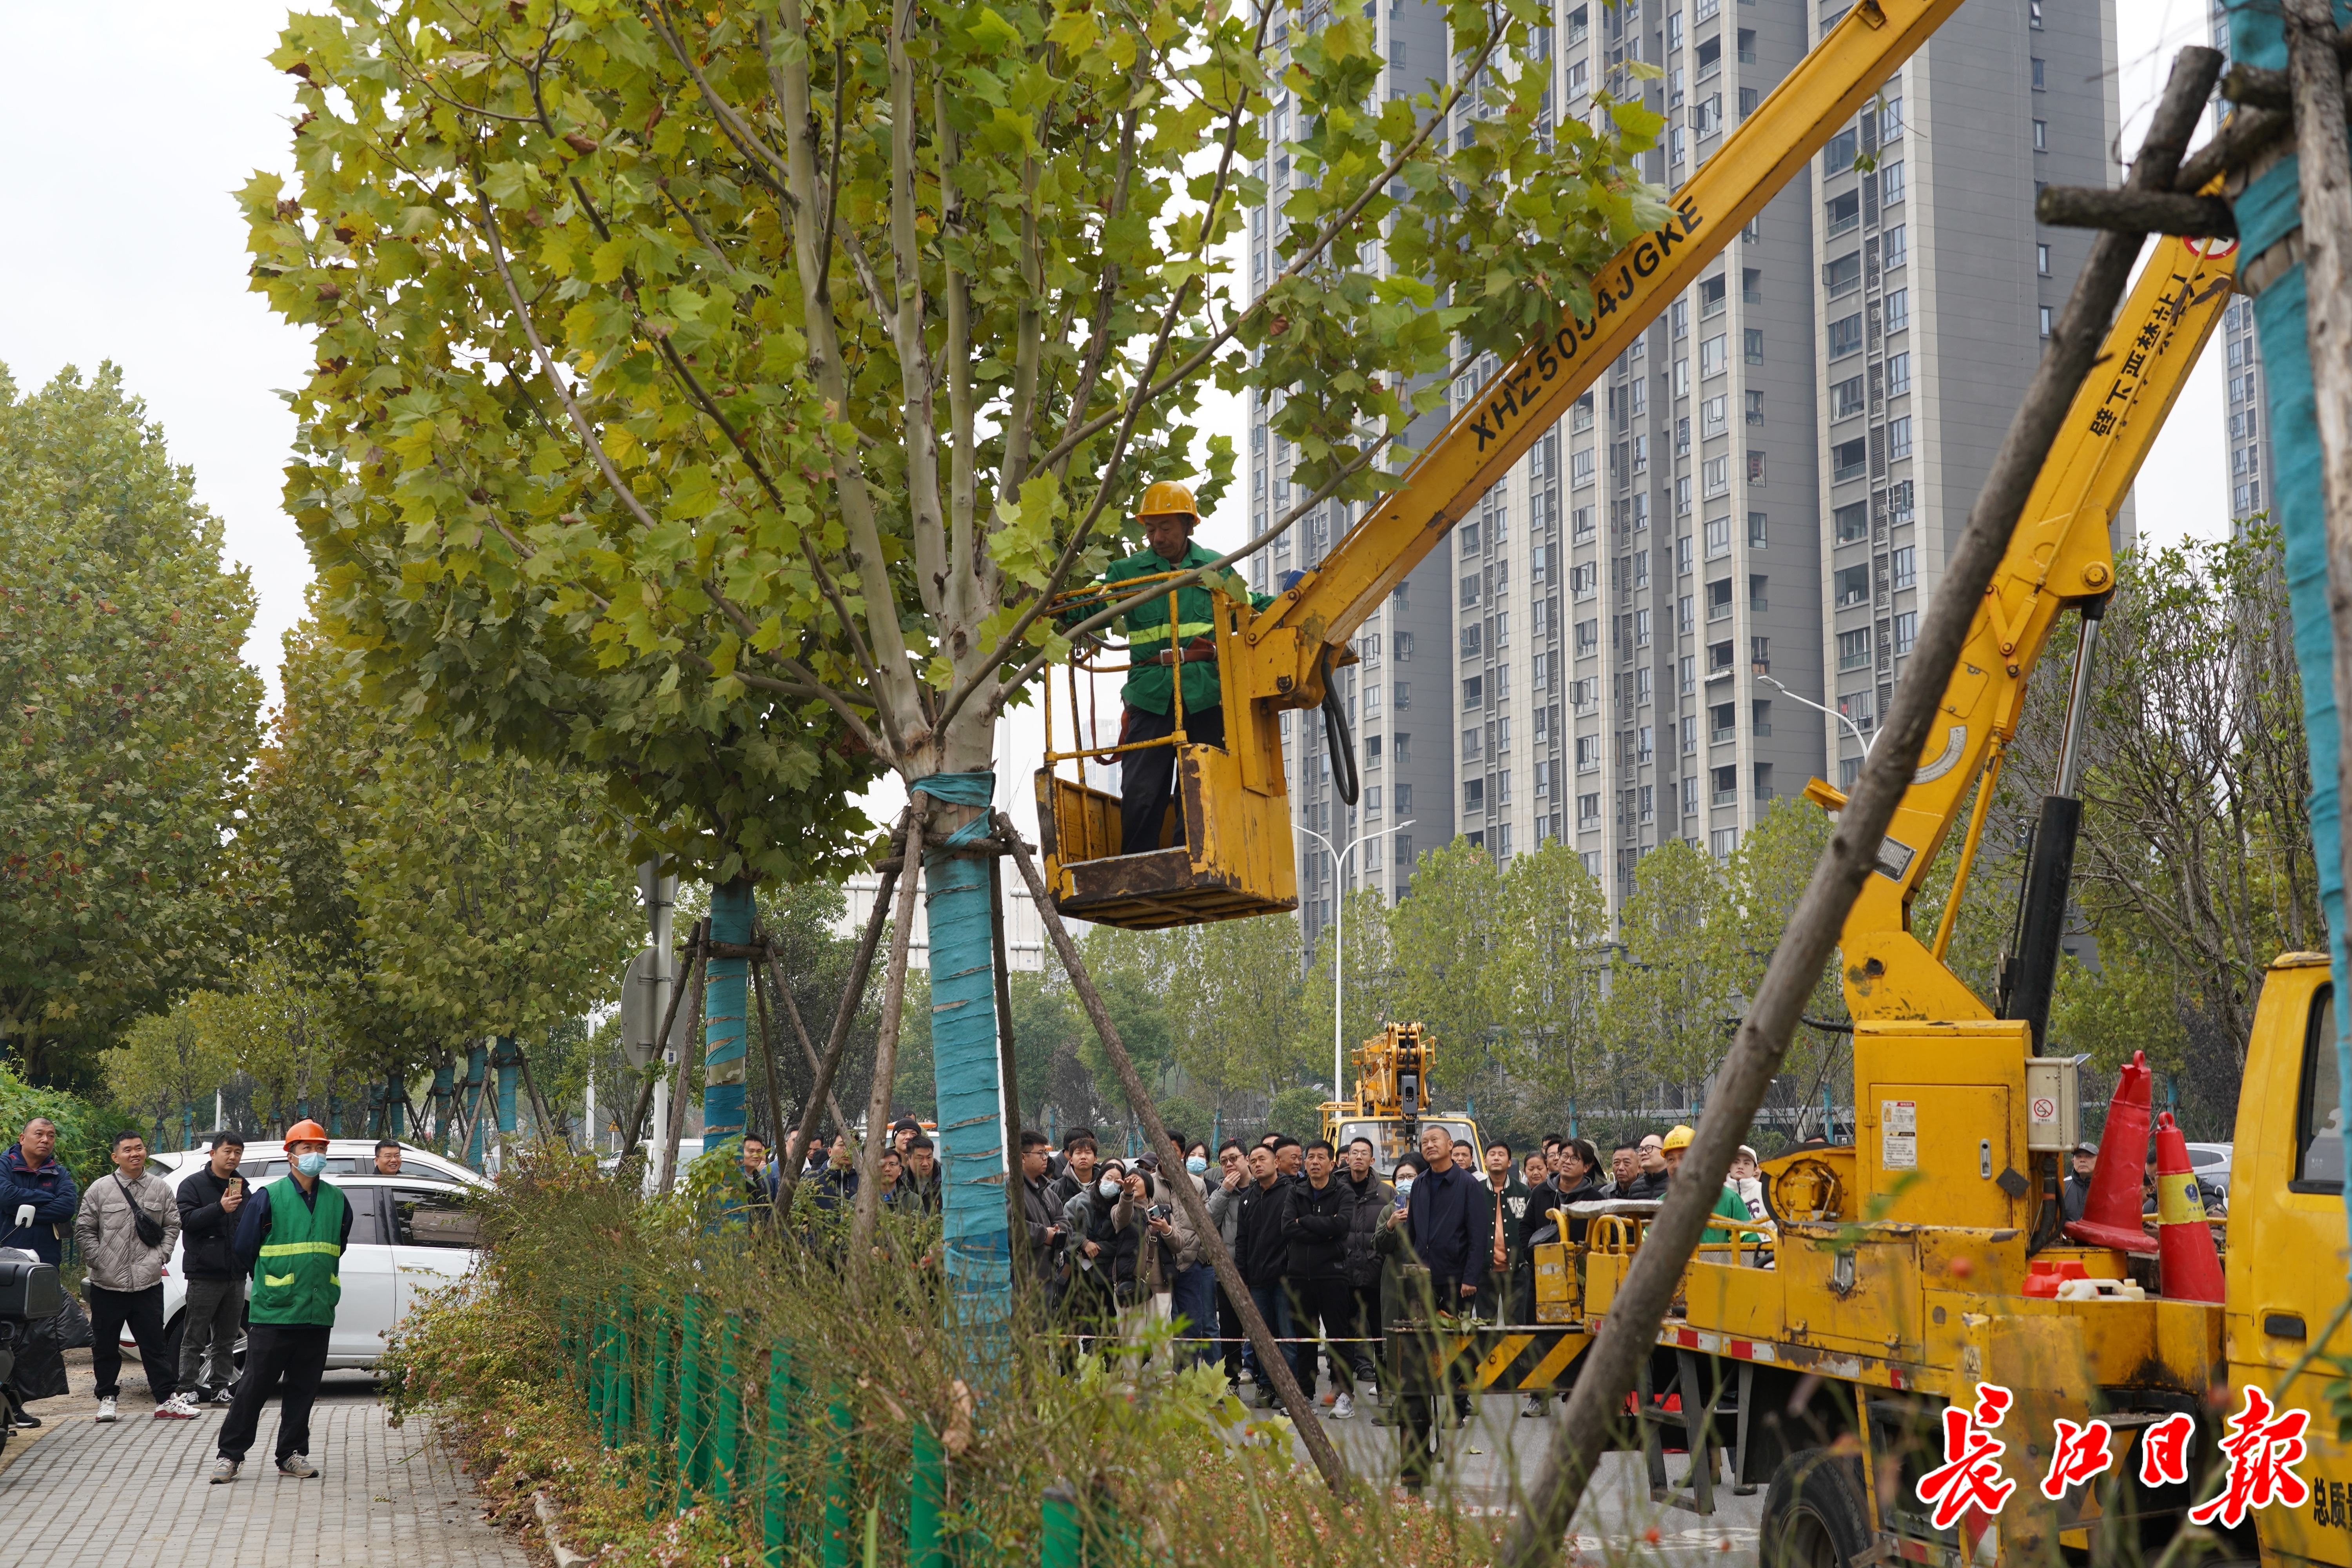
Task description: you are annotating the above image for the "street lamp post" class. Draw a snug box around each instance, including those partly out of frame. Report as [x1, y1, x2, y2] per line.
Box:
[1759, 674, 1872, 761]
[1297, 818, 1414, 1101]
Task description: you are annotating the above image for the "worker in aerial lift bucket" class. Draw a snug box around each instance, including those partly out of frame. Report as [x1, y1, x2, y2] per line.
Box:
[1083, 481, 1274, 857]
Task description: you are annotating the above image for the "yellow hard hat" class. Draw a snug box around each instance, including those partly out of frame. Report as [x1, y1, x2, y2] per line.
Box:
[1137, 480, 1198, 524]
[1661, 1125, 1695, 1152]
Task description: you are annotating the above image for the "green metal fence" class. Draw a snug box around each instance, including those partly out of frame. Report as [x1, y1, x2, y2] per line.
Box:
[557, 1287, 1123, 1568]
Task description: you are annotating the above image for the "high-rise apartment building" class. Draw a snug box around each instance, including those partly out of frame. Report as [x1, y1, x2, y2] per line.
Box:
[2210, 6, 2276, 525]
[1251, 0, 2117, 946]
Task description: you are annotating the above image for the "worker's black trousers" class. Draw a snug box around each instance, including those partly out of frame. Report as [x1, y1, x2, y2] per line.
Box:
[1119, 704, 1224, 856]
[218, 1323, 331, 1465]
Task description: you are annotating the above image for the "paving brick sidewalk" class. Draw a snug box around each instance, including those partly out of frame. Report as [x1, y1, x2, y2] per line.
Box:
[0, 1357, 529, 1566]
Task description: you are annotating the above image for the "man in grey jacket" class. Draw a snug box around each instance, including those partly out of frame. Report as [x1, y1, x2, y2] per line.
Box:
[74, 1132, 184, 1421]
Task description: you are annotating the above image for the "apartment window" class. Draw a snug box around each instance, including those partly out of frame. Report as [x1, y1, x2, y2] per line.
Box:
[2032, 119, 2047, 152]
[1394, 833, 1414, 868]
[1884, 225, 1907, 268]
[1495, 610, 1512, 648]
[1711, 765, 1739, 806]
[1838, 688, 1876, 731]
[1881, 96, 1903, 140]
[1832, 438, 1867, 483]
[1635, 726, 1652, 761]
[1675, 417, 1691, 457]
[1748, 512, 1769, 548]
[1575, 618, 1599, 653]
[1679, 654, 1696, 693]
[1463, 727, 1483, 762]
[1887, 351, 1910, 396]
[2039, 305, 2054, 338]
[1673, 300, 1689, 338]
[1885, 289, 1909, 332]
[1636, 666, 1653, 705]
[1630, 378, 1648, 417]
[1826, 189, 1860, 236]
[1824, 127, 1859, 174]
[1572, 448, 1596, 486]
[1394, 681, 1411, 710]
[1740, 85, 1759, 118]
[1678, 594, 1695, 633]
[1573, 505, 1596, 541]
[1632, 434, 1649, 473]
[1745, 389, 1765, 426]
[2036, 241, 2051, 275]
[1365, 785, 1383, 817]
[1837, 627, 1872, 671]
[1835, 563, 1871, 606]
[1893, 610, 1918, 655]
[1887, 416, 1913, 459]
[1394, 631, 1414, 661]
[1705, 516, 1731, 559]
[1463, 674, 1483, 709]
[1578, 792, 1601, 827]
[1703, 394, 1729, 436]
[1834, 500, 1867, 543]
[1744, 328, 1764, 364]
[1831, 376, 1865, 420]
[1742, 267, 1762, 304]
[1571, 561, 1597, 599]
[1697, 34, 1721, 78]
[1701, 334, 1728, 377]
[1706, 577, 1733, 621]
[1710, 701, 1737, 743]
[2031, 57, 2045, 90]
[1892, 545, 1917, 590]
[1572, 392, 1595, 432]
[1829, 313, 1864, 358]
[1632, 551, 1648, 588]
[1461, 624, 1483, 658]
[1880, 161, 1905, 204]
[1889, 479, 1915, 521]
[1635, 608, 1652, 646]
[1677, 534, 1693, 574]
[1464, 776, 1485, 811]
[1364, 681, 1382, 717]
[1677, 475, 1693, 515]
[1748, 573, 1768, 611]
[1824, 251, 1862, 297]
[1703, 456, 1729, 496]
[2029, 0, 2042, 25]
[1576, 735, 1601, 771]
[1700, 275, 1727, 318]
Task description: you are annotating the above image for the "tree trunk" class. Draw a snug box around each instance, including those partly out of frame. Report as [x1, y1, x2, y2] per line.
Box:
[702, 877, 757, 1156]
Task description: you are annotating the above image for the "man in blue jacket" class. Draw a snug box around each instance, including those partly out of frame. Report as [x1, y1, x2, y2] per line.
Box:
[0, 1119, 78, 1264]
[1386, 1121, 1489, 1479]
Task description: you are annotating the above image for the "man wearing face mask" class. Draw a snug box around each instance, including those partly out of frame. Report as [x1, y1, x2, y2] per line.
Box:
[214, 1121, 351, 1485]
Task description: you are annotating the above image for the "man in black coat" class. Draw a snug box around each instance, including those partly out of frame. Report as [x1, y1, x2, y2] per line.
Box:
[173, 1132, 247, 1406]
[1233, 1143, 1294, 1406]
[1279, 1141, 1357, 1414]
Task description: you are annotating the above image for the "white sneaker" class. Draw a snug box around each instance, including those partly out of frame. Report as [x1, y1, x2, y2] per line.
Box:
[1332, 1391, 1356, 1420]
[94, 1397, 117, 1423]
[154, 1394, 199, 1420]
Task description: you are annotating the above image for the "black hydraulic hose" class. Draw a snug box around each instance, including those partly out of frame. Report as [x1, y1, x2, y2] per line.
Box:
[1321, 650, 1360, 807]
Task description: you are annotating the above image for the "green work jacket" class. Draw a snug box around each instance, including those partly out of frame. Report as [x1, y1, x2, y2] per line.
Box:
[249, 1176, 348, 1327]
[1089, 542, 1274, 717]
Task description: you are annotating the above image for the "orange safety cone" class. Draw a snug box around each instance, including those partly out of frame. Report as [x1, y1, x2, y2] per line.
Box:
[2066, 1049, 2156, 1252]
[2151, 1111, 2225, 1301]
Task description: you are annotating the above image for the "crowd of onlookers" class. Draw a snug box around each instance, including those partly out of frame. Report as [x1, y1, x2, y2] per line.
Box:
[740, 1115, 1779, 1422]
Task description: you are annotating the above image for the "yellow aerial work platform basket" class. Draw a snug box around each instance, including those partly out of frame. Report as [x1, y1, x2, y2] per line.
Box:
[1032, 573, 1299, 930]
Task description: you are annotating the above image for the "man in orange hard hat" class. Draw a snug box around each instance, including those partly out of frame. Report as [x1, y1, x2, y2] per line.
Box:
[213, 1119, 349, 1485]
[1083, 482, 1274, 857]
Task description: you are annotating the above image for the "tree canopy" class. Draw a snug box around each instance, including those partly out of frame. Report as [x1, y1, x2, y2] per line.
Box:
[0, 365, 263, 1083]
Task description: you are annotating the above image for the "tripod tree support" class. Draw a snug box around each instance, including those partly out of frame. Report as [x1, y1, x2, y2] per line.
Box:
[1495, 47, 2218, 1568]
[656, 921, 711, 1198]
[853, 813, 928, 1254]
[759, 938, 855, 1137]
[995, 810, 1348, 1497]
[775, 825, 906, 1216]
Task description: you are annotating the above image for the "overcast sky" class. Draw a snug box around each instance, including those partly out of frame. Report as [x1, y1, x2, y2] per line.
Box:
[0, 1, 2232, 837]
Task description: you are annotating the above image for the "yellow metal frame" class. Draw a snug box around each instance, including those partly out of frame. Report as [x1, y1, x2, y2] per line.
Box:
[1817, 234, 2237, 1021]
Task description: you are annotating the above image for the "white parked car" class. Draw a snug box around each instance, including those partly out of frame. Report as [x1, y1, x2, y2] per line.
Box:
[136, 1140, 488, 1372]
[2184, 1141, 2233, 1197]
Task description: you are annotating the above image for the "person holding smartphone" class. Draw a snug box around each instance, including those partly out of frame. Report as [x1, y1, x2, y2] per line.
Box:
[174, 1131, 248, 1409]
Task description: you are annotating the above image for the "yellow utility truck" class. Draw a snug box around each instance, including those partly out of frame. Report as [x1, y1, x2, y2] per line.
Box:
[1318, 1023, 1483, 1178]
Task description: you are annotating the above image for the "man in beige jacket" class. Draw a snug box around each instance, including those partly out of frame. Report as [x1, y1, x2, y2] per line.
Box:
[74, 1132, 184, 1421]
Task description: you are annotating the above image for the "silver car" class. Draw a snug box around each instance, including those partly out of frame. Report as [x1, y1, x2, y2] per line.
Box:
[2184, 1141, 2233, 1198]
[137, 1140, 487, 1372]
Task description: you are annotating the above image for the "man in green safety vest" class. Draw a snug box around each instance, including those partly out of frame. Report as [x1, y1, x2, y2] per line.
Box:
[212, 1118, 350, 1485]
[1085, 481, 1275, 857]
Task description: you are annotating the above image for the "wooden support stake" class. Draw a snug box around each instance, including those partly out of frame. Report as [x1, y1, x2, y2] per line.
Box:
[657, 923, 711, 1198]
[774, 828, 907, 1216]
[852, 815, 926, 1256]
[748, 937, 789, 1150]
[1497, 45, 2223, 1568]
[758, 941, 855, 1136]
[621, 924, 704, 1178]
[994, 811, 1350, 1498]
[989, 855, 1027, 1292]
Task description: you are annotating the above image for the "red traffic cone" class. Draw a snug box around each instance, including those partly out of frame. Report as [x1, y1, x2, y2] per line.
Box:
[2066, 1049, 2156, 1252]
[2151, 1111, 2225, 1301]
